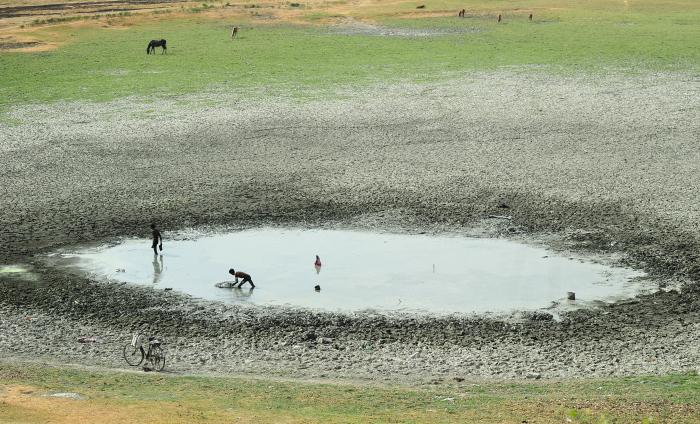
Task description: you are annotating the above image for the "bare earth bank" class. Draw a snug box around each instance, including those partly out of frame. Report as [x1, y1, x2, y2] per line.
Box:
[1, 71, 700, 382]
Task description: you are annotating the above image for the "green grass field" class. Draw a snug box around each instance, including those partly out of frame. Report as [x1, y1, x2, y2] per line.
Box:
[0, 0, 698, 109]
[1, 364, 700, 423]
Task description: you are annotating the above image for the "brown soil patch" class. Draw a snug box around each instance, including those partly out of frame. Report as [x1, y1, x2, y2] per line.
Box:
[0, 385, 236, 424]
[0, 0, 187, 19]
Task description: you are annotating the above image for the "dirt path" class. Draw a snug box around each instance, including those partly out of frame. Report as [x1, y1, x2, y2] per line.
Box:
[0, 1, 185, 18]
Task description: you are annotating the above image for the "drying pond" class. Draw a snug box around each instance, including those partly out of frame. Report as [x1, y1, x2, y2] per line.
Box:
[52, 228, 647, 314]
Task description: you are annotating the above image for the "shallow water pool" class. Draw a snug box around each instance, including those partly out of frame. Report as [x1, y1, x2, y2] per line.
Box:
[54, 228, 646, 314]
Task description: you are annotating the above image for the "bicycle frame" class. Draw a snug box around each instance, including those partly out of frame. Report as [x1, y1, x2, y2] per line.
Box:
[125, 333, 165, 371]
[131, 333, 148, 357]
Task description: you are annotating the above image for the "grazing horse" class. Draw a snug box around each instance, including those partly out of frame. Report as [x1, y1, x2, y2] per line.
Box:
[231, 26, 239, 39]
[146, 39, 167, 54]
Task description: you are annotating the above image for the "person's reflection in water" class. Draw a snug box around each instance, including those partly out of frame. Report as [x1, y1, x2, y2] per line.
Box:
[232, 287, 253, 301]
[152, 255, 163, 285]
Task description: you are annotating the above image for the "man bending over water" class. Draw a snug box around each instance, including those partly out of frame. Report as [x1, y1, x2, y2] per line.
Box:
[229, 268, 255, 288]
[150, 223, 162, 256]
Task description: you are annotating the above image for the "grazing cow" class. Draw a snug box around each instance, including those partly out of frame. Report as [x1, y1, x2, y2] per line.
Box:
[146, 39, 167, 54]
[497, 14, 502, 23]
[529, 13, 533, 21]
[231, 26, 238, 39]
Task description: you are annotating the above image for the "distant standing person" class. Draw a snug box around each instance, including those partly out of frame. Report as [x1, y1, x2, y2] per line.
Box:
[231, 26, 238, 39]
[229, 268, 255, 288]
[150, 223, 162, 256]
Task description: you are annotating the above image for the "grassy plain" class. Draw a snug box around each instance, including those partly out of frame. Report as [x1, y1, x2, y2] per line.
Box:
[1, 364, 700, 423]
[0, 0, 698, 108]
[1, 2, 699, 423]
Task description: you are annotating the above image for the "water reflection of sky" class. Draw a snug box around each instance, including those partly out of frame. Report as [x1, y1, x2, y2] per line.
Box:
[58, 228, 646, 314]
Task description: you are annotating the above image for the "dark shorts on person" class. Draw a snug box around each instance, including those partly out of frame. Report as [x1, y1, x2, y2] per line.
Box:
[236, 276, 253, 287]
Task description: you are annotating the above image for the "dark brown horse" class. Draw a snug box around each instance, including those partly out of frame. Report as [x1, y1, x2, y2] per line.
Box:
[146, 39, 167, 54]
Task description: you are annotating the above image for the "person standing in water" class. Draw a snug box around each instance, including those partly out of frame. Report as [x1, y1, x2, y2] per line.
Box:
[229, 268, 255, 288]
[150, 223, 162, 256]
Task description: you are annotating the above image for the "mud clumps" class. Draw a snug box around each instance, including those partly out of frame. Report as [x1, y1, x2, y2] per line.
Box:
[2, 268, 700, 381]
[1, 72, 700, 380]
[0, 41, 40, 50]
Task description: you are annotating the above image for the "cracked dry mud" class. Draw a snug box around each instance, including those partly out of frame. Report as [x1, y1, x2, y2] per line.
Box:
[1, 71, 700, 383]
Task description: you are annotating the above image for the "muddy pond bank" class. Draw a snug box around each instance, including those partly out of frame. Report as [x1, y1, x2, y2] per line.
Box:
[1, 72, 700, 380]
[2, 209, 699, 381]
[1, 260, 699, 381]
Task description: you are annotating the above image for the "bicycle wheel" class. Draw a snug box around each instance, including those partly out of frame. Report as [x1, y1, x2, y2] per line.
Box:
[149, 345, 166, 371]
[123, 344, 144, 366]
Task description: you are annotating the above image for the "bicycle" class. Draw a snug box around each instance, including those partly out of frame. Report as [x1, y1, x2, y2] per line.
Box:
[123, 333, 166, 371]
